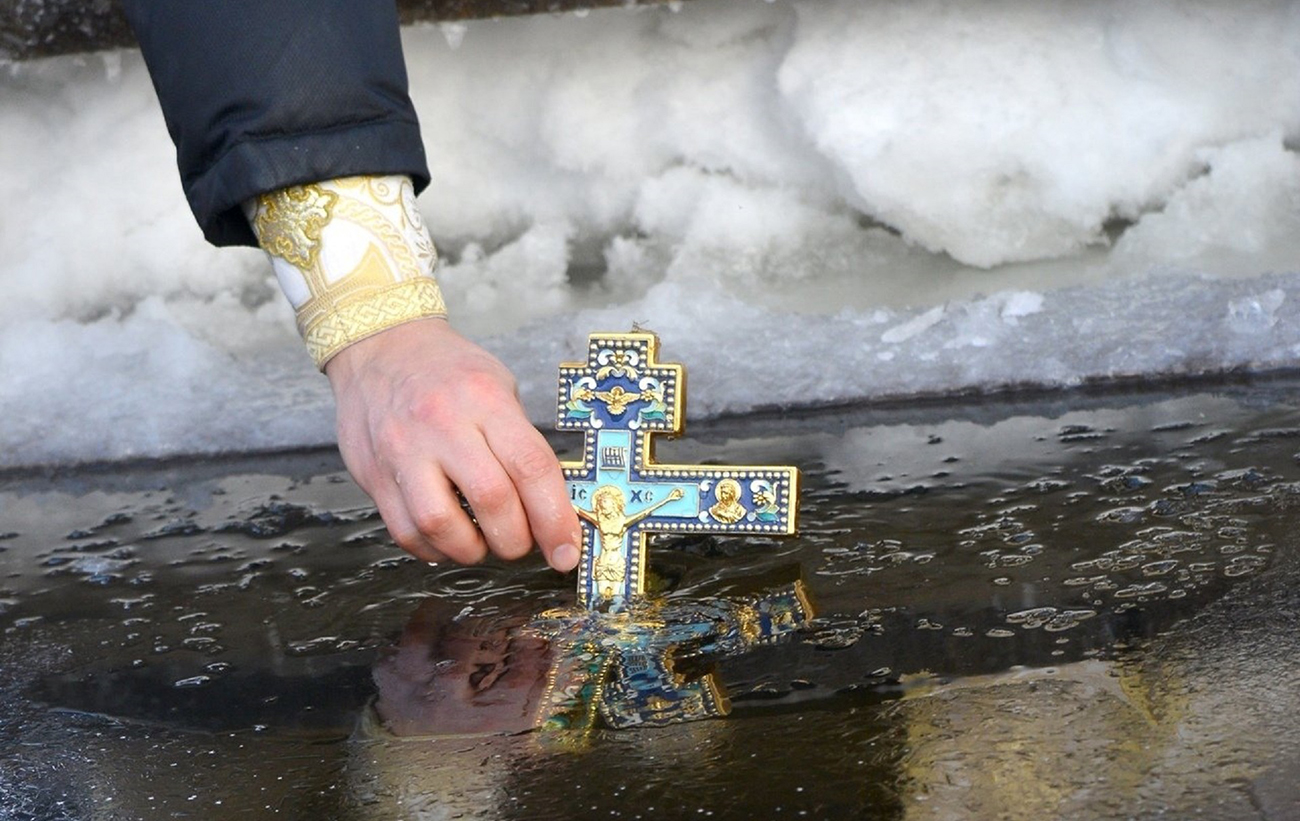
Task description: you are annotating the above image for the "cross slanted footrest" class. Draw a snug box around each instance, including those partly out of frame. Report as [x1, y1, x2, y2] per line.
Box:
[557, 332, 800, 610]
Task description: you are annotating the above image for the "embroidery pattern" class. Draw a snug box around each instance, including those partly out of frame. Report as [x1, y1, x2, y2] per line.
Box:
[248, 175, 447, 369]
[302, 279, 447, 365]
[253, 184, 336, 270]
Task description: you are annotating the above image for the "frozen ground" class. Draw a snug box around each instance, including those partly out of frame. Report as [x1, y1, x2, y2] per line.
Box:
[2, 0, 1300, 467]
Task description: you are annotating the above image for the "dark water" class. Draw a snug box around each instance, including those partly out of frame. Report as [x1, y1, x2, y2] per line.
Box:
[4, 376, 1300, 819]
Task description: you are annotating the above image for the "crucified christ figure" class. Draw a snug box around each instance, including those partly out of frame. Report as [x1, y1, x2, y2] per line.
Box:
[575, 485, 686, 600]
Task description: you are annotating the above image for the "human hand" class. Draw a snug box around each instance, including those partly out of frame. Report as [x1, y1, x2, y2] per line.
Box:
[325, 318, 582, 571]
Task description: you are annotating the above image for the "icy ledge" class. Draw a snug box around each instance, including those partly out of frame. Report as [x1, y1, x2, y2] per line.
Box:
[4, 268, 1299, 470]
[503, 270, 1300, 422]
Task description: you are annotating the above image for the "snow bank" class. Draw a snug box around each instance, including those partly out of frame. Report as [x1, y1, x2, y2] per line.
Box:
[2, 0, 1300, 467]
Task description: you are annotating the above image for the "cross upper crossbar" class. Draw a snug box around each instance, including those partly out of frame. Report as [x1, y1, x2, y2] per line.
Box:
[557, 332, 800, 609]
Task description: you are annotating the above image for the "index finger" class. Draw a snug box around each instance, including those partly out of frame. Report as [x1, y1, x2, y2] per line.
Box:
[485, 422, 582, 573]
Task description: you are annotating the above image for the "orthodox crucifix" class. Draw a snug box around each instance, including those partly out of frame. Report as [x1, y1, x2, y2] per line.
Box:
[558, 332, 800, 610]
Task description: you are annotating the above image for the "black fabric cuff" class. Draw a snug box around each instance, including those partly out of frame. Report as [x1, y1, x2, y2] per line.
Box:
[189, 117, 430, 248]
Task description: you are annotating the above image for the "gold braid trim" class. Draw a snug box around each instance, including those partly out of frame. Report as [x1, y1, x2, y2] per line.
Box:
[247, 175, 448, 370]
[303, 278, 447, 366]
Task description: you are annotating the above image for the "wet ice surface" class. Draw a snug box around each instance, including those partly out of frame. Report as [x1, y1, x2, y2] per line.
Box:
[5, 377, 1300, 819]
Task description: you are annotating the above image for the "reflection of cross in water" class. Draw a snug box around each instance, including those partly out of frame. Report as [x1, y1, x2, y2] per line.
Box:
[527, 581, 814, 731]
[559, 332, 800, 609]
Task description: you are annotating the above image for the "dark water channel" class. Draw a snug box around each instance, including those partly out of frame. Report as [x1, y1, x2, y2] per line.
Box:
[5, 376, 1300, 819]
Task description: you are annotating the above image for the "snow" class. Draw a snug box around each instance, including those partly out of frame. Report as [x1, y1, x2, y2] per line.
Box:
[2, 0, 1300, 468]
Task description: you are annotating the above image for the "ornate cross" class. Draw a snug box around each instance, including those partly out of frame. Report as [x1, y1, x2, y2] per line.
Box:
[557, 332, 800, 610]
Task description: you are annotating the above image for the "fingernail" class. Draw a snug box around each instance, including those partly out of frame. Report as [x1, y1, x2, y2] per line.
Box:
[552, 543, 579, 573]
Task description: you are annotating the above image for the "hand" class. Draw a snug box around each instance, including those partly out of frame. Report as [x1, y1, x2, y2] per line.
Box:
[325, 317, 582, 571]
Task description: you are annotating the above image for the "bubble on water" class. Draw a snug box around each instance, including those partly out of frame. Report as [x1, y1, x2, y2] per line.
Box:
[1225, 555, 1267, 577]
[1058, 425, 1104, 442]
[51, 552, 140, 586]
[141, 520, 206, 540]
[1006, 607, 1057, 627]
[428, 568, 504, 596]
[173, 675, 210, 688]
[1149, 498, 1197, 517]
[1152, 421, 1199, 433]
[218, 501, 352, 539]
[1026, 478, 1072, 493]
[1098, 507, 1146, 524]
[986, 628, 1015, 638]
[1065, 575, 1107, 587]
[1099, 474, 1153, 494]
[1142, 560, 1180, 576]
[1044, 611, 1097, 632]
[1005, 608, 1097, 633]
[1170, 481, 1221, 498]
[808, 622, 865, 649]
[1114, 582, 1169, 598]
[1108, 555, 1143, 571]
[287, 636, 342, 656]
[109, 594, 154, 610]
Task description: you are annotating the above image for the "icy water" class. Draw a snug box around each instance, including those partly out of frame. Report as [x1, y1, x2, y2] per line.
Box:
[5, 376, 1300, 820]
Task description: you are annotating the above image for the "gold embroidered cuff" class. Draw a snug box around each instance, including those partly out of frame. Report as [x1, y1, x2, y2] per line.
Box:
[246, 175, 448, 370]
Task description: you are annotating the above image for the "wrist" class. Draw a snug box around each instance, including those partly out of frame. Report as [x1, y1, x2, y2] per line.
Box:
[322, 315, 450, 385]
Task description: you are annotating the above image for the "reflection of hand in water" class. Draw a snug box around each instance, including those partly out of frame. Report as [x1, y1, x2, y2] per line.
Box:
[371, 597, 554, 736]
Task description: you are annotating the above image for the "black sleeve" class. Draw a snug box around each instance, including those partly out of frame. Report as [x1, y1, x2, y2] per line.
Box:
[123, 0, 430, 247]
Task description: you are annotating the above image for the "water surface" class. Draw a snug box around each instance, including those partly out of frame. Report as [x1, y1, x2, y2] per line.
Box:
[4, 376, 1300, 819]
